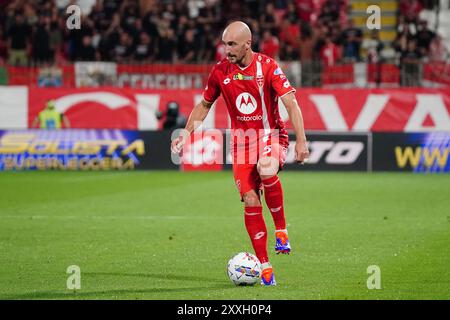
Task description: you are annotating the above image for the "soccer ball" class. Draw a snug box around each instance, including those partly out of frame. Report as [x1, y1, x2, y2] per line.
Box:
[227, 252, 261, 286]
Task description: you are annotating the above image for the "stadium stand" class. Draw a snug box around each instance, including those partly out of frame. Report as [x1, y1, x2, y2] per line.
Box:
[0, 0, 448, 87]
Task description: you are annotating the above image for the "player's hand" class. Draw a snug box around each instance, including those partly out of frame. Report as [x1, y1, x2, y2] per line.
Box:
[295, 140, 309, 165]
[170, 136, 185, 155]
[170, 129, 189, 155]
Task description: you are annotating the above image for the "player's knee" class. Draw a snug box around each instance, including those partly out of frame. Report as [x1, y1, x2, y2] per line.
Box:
[257, 156, 279, 178]
[243, 191, 261, 207]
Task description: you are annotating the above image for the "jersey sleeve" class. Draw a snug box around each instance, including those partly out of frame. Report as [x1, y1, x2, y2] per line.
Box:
[269, 61, 296, 98]
[202, 64, 221, 103]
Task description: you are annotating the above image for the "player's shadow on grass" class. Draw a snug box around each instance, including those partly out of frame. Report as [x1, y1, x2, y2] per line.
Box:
[1, 272, 233, 300]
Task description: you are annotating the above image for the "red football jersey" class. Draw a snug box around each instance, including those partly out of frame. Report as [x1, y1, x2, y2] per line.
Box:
[203, 52, 295, 137]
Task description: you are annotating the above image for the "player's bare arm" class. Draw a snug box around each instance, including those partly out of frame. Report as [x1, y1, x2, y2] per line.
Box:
[281, 92, 309, 164]
[170, 99, 213, 154]
[31, 116, 39, 128]
[62, 114, 71, 128]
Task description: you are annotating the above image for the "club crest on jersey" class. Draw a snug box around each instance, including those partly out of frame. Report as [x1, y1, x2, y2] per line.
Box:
[256, 75, 264, 88]
[235, 92, 257, 115]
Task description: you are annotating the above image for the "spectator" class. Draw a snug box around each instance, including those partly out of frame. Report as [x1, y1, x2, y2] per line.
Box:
[120, 0, 141, 33]
[128, 18, 146, 47]
[134, 32, 155, 62]
[362, 30, 384, 64]
[249, 19, 262, 52]
[399, 0, 423, 23]
[283, 1, 298, 23]
[157, 27, 176, 63]
[66, 16, 95, 61]
[260, 30, 280, 60]
[160, 2, 178, 31]
[112, 31, 134, 63]
[428, 34, 448, 61]
[89, 0, 110, 32]
[0, 26, 7, 64]
[103, 0, 121, 20]
[400, 39, 422, 86]
[36, 0, 53, 20]
[299, 23, 320, 87]
[313, 22, 330, 58]
[78, 35, 97, 61]
[142, 5, 160, 38]
[329, 20, 343, 43]
[198, 23, 216, 62]
[295, 0, 315, 23]
[259, 2, 278, 35]
[299, 24, 316, 63]
[6, 12, 31, 66]
[320, 35, 341, 67]
[97, 30, 112, 61]
[214, 37, 226, 61]
[187, 0, 206, 19]
[415, 19, 435, 56]
[396, 14, 417, 38]
[176, 15, 190, 50]
[317, 0, 340, 25]
[32, 15, 53, 65]
[49, 13, 63, 62]
[100, 13, 122, 61]
[278, 18, 300, 54]
[178, 28, 197, 63]
[197, 0, 220, 26]
[23, 2, 38, 27]
[339, 19, 363, 62]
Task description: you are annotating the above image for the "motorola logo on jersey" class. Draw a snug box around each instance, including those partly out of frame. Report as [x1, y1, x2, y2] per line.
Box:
[236, 115, 263, 121]
[235, 92, 257, 115]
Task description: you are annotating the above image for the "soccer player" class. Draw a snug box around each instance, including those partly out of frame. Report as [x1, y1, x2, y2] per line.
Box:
[171, 21, 309, 286]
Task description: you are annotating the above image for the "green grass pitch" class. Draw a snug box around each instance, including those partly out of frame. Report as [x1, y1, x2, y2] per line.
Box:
[0, 171, 449, 300]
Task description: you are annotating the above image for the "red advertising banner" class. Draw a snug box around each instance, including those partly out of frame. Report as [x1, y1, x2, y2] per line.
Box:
[423, 61, 450, 86]
[116, 64, 212, 89]
[27, 87, 450, 132]
[367, 64, 400, 84]
[6, 62, 449, 88]
[7, 65, 75, 87]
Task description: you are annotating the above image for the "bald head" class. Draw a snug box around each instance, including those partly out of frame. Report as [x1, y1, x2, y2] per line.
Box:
[222, 21, 253, 66]
[222, 21, 252, 43]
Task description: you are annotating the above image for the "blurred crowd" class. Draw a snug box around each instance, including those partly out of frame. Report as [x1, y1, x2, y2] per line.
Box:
[0, 0, 448, 68]
[395, 0, 448, 64]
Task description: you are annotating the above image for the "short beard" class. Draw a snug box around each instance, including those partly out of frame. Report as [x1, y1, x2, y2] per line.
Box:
[233, 53, 246, 66]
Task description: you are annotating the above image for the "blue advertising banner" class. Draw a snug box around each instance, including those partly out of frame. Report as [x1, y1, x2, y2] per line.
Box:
[0, 129, 146, 171]
[373, 132, 450, 173]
